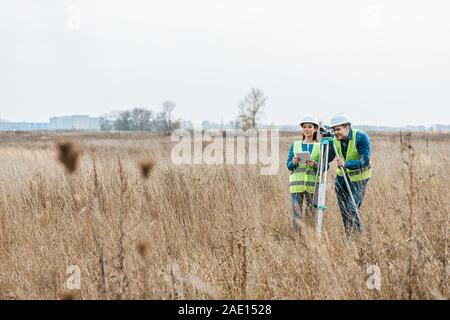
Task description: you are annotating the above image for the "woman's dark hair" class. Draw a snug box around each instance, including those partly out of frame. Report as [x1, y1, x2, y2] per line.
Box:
[301, 123, 319, 141]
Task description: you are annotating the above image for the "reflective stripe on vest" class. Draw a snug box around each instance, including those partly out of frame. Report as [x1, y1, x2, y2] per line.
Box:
[289, 181, 317, 187]
[289, 140, 320, 194]
[334, 129, 372, 182]
[291, 167, 318, 175]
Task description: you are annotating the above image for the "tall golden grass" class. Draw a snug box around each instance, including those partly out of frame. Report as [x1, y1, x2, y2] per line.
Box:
[0, 131, 448, 299]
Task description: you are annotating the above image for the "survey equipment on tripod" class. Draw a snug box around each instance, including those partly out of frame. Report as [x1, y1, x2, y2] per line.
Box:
[315, 133, 364, 238]
[319, 126, 333, 138]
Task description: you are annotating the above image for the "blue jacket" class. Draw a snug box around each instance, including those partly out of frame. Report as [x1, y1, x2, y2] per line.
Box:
[327, 128, 371, 170]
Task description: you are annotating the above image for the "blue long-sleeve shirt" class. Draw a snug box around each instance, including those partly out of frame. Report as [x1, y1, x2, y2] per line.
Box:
[327, 128, 371, 170]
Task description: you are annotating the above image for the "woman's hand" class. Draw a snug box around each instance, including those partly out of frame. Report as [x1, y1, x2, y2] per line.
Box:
[292, 156, 299, 165]
[306, 160, 318, 167]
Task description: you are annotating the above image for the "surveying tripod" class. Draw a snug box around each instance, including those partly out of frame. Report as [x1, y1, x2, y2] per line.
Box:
[315, 135, 364, 238]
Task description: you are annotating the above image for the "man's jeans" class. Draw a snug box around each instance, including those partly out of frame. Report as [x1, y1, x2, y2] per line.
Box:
[335, 177, 369, 236]
[291, 192, 314, 232]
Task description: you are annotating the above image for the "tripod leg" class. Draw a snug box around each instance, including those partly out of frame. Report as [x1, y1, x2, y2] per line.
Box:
[332, 143, 364, 234]
[342, 171, 364, 233]
[316, 144, 324, 238]
[316, 143, 329, 239]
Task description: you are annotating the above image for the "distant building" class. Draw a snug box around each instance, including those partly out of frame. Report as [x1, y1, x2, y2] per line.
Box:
[181, 120, 194, 130]
[0, 122, 49, 131]
[180, 121, 206, 130]
[49, 115, 100, 130]
[430, 124, 450, 132]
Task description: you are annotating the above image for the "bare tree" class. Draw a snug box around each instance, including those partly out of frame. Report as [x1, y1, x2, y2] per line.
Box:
[155, 110, 168, 134]
[102, 104, 181, 133]
[130, 108, 153, 131]
[162, 101, 176, 134]
[238, 88, 267, 130]
[114, 110, 132, 131]
[99, 115, 113, 131]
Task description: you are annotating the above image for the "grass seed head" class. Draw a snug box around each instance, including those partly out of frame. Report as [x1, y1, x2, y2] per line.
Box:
[136, 241, 150, 258]
[59, 290, 77, 300]
[138, 160, 156, 178]
[57, 140, 81, 173]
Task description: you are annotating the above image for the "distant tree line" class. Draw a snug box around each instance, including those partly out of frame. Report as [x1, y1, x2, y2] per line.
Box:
[100, 101, 181, 135]
[99, 88, 268, 134]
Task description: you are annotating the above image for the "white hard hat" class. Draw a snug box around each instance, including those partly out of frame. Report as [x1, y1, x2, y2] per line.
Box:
[330, 113, 351, 128]
[299, 114, 319, 127]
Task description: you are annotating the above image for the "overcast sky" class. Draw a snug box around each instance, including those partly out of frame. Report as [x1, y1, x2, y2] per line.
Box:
[1, 0, 449, 126]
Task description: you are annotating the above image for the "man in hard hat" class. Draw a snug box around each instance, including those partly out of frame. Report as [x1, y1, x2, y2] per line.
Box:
[328, 113, 371, 236]
[287, 114, 321, 233]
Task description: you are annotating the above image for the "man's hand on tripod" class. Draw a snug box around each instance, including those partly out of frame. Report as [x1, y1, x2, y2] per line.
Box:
[336, 157, 345, 167]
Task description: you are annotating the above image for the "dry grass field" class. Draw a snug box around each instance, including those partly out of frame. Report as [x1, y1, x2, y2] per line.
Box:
[0, 131, 448, 300]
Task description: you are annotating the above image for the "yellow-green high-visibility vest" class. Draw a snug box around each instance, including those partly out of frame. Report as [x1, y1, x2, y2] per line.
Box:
[334, 129, 372, 182]
[289, 140, 320, 194]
